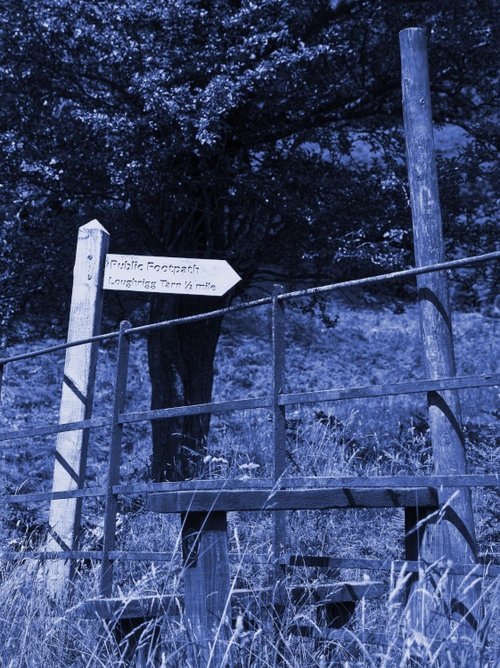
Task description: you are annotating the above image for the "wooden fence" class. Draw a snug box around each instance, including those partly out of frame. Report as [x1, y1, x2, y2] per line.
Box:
[0, 250, 499, 663]
[0, 27, 499, 666]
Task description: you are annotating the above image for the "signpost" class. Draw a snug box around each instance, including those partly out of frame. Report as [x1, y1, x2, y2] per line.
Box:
[103, 253, 241, 296]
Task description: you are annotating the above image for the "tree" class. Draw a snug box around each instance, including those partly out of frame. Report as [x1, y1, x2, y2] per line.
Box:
[0, 0, 497, 479]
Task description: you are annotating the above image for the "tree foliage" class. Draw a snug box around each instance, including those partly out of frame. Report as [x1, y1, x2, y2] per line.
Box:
[0, 0, 497, 476]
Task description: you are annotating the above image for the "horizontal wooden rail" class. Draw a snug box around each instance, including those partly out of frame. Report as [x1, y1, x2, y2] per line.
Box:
[288, 581, 385, 605]
[5, 486, 106, 504]
[118, 396, 271, 425]
[291, 626, 389, 646]
[73, 594, 180, 620]
[285, 555, 500, 578]
[1, 372, 496, 444]
[115, 474, 500, 497]
[0, 416, 110, 443]
[1, 251, 497, 368]
[280, 373, 500, 407]
[0, 550, 179, 562]
[5, 473, 498, 505]
[146, 487, 440, 513]
[3, 547, 498, 577]
[0, 550, 104, 561]
[74, 582, 385, 621]
[115, 373, 498, 427]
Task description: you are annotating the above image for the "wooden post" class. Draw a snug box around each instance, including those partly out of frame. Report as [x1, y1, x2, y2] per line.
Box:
[182, 511, 232, 667]
[45, 220, 109, 599]
[400, 28, 480, 639]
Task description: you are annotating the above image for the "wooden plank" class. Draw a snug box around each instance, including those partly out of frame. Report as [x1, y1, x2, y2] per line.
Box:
[114, 478, 275, 495]
[280, 474, 499, 489]
[45, 220, 109, 599]
[121, 473, 499, 498]
[146, 487, 439, 513]
[284, 555, 500, 577]
[118, 395, 271, 425]
[0, 416, 110, 443]
[181, 511, 232, 667]
[400, 27, 479, 639]
[4, 473, 496, 505]
[74, 594, 180, 620]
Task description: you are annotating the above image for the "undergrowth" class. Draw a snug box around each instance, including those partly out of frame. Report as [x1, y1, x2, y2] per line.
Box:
[0, 298, 498, 666]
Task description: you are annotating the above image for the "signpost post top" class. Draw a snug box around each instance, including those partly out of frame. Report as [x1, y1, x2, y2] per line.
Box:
[103, 254, 241, 297]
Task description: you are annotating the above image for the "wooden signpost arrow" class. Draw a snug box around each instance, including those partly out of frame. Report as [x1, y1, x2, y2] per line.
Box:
[103, 253, 241, 296]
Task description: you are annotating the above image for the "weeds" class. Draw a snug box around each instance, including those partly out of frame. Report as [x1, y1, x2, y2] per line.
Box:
[0, 301, 498, 665]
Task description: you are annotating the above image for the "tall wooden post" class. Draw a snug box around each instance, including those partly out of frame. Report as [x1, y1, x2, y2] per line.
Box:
[400, 28, 479, 639]
[46, 220, 109, 599]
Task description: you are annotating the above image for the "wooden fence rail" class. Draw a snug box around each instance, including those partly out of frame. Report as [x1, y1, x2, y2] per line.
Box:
[0, 249, 499, 663]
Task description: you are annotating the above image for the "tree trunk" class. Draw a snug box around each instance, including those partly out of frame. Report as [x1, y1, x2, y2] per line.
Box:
[147, 292, 226, 481]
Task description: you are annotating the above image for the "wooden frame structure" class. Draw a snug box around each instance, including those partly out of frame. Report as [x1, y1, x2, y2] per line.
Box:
[0, 27, 499, 666]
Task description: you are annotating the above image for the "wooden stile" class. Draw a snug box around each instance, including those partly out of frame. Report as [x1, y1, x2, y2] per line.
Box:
[45, 220, 109, 599]
[400, 27, 480, 639]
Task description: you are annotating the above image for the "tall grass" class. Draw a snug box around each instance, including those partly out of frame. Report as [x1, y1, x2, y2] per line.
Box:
[0, 298, 498, 666]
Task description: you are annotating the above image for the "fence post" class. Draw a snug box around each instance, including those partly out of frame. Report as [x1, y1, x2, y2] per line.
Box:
[400, 28, 479, 639]
[182, 511, 232, 667]
[100, 320, 131, 597]
[45, 220, 109, 599]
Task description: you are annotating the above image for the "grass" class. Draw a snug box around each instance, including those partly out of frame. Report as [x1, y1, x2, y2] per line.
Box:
[0, 293, 498, 666]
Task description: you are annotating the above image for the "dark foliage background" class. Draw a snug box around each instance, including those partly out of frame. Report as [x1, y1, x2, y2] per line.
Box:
[0, 0, 497, 478]
[0, 0, 497, 336]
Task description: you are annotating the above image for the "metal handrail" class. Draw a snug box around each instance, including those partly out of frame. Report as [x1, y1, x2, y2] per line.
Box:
[0, 249, 499, 579]
[1, 251, 498, 366]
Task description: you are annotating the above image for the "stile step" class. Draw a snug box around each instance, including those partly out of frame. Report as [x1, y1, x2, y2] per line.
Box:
[146, 487, 438, 513]
[72, 594, 180, 620]
[73, 581, 384, 621]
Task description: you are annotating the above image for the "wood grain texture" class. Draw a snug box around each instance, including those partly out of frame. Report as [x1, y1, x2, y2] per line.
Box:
[75, 595, 180, 620]
[400, 27, 479, 639]
[182, 511, 232, 667]
[45, 220, 109, 599]
[146, 487, 439, 513]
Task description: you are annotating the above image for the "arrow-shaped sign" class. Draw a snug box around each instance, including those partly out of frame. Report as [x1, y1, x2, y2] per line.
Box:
[103, 254, 241, 297]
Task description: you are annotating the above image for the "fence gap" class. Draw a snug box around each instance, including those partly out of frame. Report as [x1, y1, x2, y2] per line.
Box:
[400, 27, 479, 640]
[45, 220, 109, 599]
[100, 320, 131, 597]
